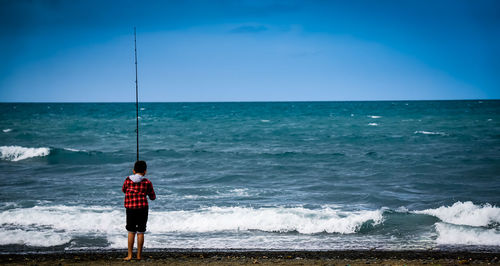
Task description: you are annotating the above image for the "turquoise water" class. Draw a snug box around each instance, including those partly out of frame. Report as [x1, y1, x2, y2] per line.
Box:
[0, 101, 499, 251]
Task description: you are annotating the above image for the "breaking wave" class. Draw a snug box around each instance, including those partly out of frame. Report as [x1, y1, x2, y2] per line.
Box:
[415, 202, 500, 246]
[0, 146, 50, 161]
[0, 205, 384, 247]
[414, 131, 447, 136]
[435, 223, 500, 246]
[0, 146, 130, 165]
[414, 201, 500, 227]
[149, 206, 384, 234]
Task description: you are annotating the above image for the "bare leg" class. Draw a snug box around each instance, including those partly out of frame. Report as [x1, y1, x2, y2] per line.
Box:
[123, 232, 135, 261]
[136, 233, 144, 260]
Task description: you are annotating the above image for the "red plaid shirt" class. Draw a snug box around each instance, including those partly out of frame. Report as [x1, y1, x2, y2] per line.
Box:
[122, 176, 156, 209]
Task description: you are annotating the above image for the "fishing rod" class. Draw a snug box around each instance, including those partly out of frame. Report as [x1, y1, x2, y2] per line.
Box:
[134, 27, 139, 161]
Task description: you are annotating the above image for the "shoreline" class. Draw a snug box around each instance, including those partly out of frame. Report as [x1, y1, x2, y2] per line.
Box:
[1, 249, 499, 265]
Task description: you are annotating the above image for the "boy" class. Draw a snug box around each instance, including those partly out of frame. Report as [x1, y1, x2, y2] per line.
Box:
[122, 160, 156, 261]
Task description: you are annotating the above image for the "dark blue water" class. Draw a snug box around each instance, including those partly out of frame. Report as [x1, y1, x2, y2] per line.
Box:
[0, 101, 499, 251]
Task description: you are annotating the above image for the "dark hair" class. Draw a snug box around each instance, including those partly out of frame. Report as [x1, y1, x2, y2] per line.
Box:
[134, 160, 147, 174]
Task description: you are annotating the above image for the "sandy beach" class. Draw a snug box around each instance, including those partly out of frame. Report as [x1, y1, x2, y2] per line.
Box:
[1, 250, 499, 265]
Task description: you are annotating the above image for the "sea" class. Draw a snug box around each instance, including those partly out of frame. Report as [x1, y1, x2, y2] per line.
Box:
[0, 101, 499, 252]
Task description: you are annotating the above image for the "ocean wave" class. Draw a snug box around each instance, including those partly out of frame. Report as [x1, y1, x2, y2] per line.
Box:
[0, 202, 21, 209]
[435, 223, 500, 246]
[0, 205, 393, 250]
[0, 146, 50, 161]
[0, 205, 384, 248]
[150, 206, 383, 234]
[0, 228, 71, 247]
[184, 147, 346, 158]
[228, 188, 250, 197]
[0, 205, 119, 247]
[4, 204, 500, 249]
[179, 188, 252, 200]
[0, 205, 118, 230]
[368, 115, 381, 119]
[0, 146, 130, 165]
[63, 147, 86, 152]
[395, 206, 409, 213]
[2, 129, 12, 133]
[414, 201, 500, 227]
[414, 131, 447, 136]
[368, 123, 378, 126]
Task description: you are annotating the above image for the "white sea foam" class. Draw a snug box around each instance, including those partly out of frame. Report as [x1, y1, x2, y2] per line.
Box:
[180, 188, 252, 200]
[260, 120, 270, 123]
[63, 148, 86, 152]
[414, 131, 447, 136]
[0, 205, 384, 248]
[2, 129, 12, 133]
[435, 223, 500, 246]
[395, 206, 409, 213]
[150, 206, 384, 234]
[107, 231, 411, 250]
[368, 123, 378, 126]
[368, 115, 381, 119]
[0, 205, 118, 247]
[0, 205, 121, 233]
[227, 188, 250, 197]
[0, 146, 50, 161]
[414, 201, 500, 227]
[107, 233, 393, 250]
[0, 229, 71, 247]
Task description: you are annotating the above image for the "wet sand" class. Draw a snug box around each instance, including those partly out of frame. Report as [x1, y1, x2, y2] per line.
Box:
[1, 250, 499, 265]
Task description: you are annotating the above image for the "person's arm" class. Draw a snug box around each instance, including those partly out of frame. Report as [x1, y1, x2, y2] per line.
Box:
[122, 178, 128, 193]
[148, 181, 156, 200]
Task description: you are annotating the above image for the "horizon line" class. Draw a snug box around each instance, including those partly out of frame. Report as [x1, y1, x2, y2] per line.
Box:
[0, 99, 498, 104]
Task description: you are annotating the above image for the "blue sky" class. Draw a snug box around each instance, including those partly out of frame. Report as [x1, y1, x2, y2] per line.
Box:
[0, 0, 499, 102]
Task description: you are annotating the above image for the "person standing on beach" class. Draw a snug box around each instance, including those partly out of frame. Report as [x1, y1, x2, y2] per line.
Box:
[122, 160, 156, 261]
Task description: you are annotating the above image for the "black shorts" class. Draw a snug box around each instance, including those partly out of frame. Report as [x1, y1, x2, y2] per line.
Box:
[126, 207, 148, 233]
